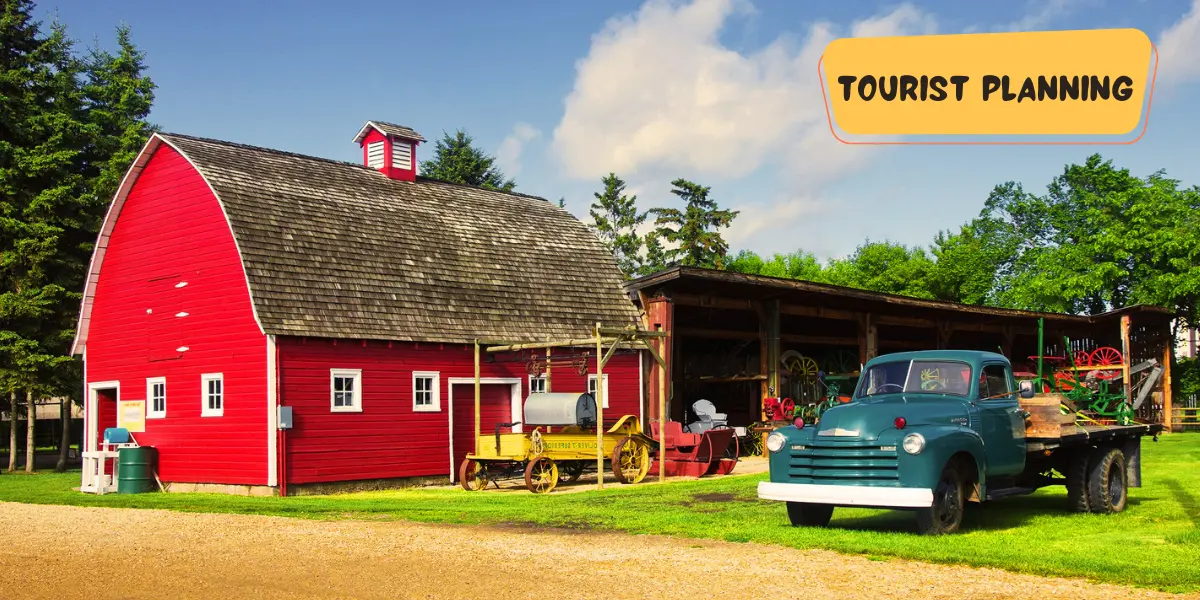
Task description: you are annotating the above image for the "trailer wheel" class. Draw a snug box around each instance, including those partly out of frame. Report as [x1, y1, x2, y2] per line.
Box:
[786, 502, 833, 527]
[1086, 447, 1128, 514]
[524, 457, 559, 494]
[612, 437, 650, 484]
[1064, 449, 1092, 513]
[916, 462, 965, 535]
[459, 459, 488, 491]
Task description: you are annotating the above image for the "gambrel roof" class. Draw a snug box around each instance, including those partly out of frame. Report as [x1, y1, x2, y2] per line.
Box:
[73, 132, 640, 352]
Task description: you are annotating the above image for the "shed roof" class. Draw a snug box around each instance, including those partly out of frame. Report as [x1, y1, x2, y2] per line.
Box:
[74, 133, 640, 351]
[626, 266, 1173, 327]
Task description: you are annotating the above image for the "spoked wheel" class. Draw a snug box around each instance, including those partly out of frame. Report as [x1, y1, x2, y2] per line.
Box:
[612, 437, 650, 484]
[524, 457, 559, 494]
[563, 460, 587, 483]
[1091, 346, 1123, 366]
[916, 462, 965, 535]
[459, 458, 488, 491]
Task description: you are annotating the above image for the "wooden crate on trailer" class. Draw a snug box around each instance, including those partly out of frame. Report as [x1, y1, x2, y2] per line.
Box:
[1020, 394, 1075, 438]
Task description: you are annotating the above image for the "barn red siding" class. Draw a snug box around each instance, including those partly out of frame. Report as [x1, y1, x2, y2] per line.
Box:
[278, 338, 642, 484]
[84, 144, 268, 485]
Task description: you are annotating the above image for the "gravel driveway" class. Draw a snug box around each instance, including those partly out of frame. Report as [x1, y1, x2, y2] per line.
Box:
[0, 502, 1190, 600]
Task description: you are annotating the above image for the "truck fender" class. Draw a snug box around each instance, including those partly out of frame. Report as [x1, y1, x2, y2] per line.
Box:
[906, 426, 987, 497]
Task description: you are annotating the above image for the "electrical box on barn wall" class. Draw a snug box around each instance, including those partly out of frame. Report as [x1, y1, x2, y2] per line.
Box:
[278, 406, 293, 430]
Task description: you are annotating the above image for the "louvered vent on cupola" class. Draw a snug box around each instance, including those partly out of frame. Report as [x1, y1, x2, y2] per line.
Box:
[353, 120, 426, 182]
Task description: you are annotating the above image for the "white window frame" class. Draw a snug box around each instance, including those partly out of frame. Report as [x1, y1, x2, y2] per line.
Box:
[412, 371, 441, 412]
[587, 374, 610, 409]
[201, 373, 224, 417]
[529, 375, 547, 394]
[328, 367, 360, 415]
[330, 368, 363, 413]
[146, 377, 166, 419]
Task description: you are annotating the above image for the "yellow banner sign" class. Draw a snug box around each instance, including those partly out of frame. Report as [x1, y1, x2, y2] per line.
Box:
[117, 400, 146, 433]
[821, 29, 1156, 138]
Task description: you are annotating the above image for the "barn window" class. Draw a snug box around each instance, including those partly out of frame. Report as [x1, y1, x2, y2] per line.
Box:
[587, 374, 610, 409]
[201, 373, 223, 417]
[529, 375, 546, 394]
[146, 377, 166, 419]
[412, 371, 441, 412]
[330, 369, 362, 412]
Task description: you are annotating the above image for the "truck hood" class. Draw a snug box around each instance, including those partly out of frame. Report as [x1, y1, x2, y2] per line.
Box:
[813, 395, 969, 441]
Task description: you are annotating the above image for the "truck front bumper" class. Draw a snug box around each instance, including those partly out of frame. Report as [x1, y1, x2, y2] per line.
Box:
[757, 481, 933, 508]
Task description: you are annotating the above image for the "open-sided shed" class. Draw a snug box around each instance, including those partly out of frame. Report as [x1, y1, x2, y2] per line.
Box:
[627, 266, 1177, 431]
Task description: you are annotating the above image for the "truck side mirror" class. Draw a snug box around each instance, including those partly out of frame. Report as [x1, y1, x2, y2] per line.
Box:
[1018, 380, 1035, 399]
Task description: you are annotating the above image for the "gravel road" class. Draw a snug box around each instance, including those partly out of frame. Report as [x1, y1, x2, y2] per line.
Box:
[0, 502, 1189, 600]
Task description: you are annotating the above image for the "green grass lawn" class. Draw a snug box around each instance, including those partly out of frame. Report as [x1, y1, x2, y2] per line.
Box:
[2, 434, 1198, 593]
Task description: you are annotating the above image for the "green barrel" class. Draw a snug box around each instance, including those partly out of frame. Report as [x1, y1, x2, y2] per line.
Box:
[116, 446, 157, 494]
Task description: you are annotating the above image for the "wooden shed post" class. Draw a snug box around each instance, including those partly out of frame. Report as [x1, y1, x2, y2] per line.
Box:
[1163, 339, 1174, 432]
[765, 299, 781, 401]
[474, 340, 481, 453]
[857, 313, 877, 367]
[594, 322, 604, 491]
[657, 324, 667, 483]
[1120, 315, 1132, 403]
[545, 342, 552, 393]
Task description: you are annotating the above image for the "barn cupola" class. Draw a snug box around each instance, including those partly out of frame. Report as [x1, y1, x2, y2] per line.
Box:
[352, 121, 426, 182]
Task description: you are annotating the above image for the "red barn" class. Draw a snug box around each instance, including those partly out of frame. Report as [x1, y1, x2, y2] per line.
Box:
[72, 121, 644, 495]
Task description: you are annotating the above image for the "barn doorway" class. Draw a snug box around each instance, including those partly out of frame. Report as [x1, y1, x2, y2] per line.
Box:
[85, 382, 119, 454]
[448, 379, 520, 482]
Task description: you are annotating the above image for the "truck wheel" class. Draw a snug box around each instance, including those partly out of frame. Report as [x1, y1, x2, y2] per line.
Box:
[916, 462, 965, 535]
[1064, 449, 1092, 513]
[786, 502, 834, 527]
[1086, 447, 1127, 514]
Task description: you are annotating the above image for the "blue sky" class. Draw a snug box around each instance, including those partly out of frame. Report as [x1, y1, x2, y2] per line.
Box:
[37, 0, 1200, 260]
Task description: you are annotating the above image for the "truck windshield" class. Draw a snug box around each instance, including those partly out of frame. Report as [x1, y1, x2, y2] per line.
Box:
[856, 360, 973, 398]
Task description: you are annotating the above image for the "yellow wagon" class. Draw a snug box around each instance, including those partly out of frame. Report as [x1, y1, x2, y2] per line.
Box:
[458, 393, 655, 493]
[458, 324, 669, 494]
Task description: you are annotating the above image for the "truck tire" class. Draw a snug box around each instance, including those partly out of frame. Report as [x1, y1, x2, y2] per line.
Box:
[786, 502, 834, 527]
[916, 462, 965, 535]
[1064, 448, 1092, 513]
[1086, 447, 1128, 514]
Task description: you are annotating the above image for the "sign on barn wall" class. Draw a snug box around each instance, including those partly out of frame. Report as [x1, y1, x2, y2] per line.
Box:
[117, 400, 146, 433]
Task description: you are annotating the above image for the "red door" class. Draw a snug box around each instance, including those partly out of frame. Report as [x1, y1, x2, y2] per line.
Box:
[453, 383, 514, 474]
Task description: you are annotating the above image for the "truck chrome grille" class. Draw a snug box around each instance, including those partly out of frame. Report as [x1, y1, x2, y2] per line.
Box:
[787, 441, 899, 486]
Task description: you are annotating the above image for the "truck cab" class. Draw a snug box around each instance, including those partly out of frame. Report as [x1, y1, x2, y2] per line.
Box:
[758, 350, 1032, 534]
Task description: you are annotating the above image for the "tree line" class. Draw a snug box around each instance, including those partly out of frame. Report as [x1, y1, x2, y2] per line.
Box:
[1, 0, 155, 472]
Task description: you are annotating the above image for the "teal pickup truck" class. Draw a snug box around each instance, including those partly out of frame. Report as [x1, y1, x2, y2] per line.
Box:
[758, 350, 1162, 535]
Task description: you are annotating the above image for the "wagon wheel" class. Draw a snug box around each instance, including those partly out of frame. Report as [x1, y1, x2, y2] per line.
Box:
[524, 457, 559, 494]
[780, 351, 819, 378]
[563, 460, 587, 482]
[612, 436, 650, 484]
[1072, 350, 1092, 368]
[459, 459, 488, 491]
[1091, 347, 1123, 366]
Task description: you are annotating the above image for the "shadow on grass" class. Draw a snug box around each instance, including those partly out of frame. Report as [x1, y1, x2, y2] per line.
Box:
[830, 493, 1146, 534]
[1161, 478, 1198, 527]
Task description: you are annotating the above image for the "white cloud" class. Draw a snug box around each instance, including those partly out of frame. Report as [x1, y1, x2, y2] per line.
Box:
[1158, 0, 1200, 85]
[551, 0, 937, 185]
[494, 122, 542, 177]
[993, 0, 1089, 33]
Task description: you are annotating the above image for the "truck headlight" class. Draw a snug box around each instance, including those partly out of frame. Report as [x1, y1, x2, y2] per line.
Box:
[766, 432, 787, 453]
[902, 433, 925, 455]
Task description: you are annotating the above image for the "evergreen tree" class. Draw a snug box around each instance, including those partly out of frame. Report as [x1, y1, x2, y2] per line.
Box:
[419, 129, 516, 192]
[589, 173, 646, 279]
[557, 197, 565, 209]
[649, 179, 739, 269]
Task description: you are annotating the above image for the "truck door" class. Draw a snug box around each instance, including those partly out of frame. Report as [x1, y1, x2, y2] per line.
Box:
[974, 362, 1026, 477]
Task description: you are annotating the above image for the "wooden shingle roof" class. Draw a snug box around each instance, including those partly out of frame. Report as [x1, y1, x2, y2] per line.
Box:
[161, 133, 640, 343]
[352, 121, 427, 143]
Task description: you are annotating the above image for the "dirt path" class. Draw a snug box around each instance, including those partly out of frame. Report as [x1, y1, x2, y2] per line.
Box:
[0, 502, 1189, 600]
